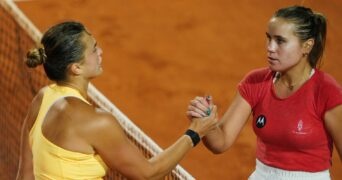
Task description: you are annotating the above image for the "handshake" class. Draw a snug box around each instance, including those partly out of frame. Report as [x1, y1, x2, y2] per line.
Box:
[187, 95, 214, 118]
[184, 95, 218, 145]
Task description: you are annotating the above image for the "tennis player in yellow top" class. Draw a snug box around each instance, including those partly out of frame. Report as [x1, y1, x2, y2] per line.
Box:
[16, 21, 218, 180]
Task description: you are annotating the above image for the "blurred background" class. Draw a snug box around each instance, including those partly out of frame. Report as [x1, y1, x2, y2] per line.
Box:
[14, 0, 342, 179]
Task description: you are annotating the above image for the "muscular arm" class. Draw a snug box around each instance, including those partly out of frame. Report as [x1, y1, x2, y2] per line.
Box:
[85, 107, 218, 180]
[202, 92, 251, 154]
[324, 104, 342, 161]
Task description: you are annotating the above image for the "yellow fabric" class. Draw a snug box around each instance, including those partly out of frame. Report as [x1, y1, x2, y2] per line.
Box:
[29, 84, 108, 180]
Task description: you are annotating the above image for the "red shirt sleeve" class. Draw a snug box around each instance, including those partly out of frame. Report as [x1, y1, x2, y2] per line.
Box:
[238, 68, 274, 109]
[316, 71, 342, 118]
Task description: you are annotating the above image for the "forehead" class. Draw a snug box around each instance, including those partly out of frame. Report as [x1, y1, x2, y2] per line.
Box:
[267, 17, 296, 36]
[81, 32, 96, 48]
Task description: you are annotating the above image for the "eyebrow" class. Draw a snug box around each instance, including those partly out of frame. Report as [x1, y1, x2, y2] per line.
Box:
[265, 32, 286, 40]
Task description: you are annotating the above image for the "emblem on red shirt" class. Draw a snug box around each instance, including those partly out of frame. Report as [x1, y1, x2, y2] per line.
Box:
[292, 119, 310, 135]
[256, 115, 266, 128]
[297, 120, 303, 132]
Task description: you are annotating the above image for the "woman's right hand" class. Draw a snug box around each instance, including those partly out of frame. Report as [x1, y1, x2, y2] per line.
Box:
[188, 105, 218, 138]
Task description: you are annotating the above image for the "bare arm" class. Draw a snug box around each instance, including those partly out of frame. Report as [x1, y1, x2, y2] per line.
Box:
[188, 92, 251, 154]
[324, 104, 342, 161]
[16, 90, 44, 180]
[86, 106, 218, 180]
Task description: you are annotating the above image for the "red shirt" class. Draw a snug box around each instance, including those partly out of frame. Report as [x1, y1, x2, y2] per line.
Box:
[238, 67, 342, 172]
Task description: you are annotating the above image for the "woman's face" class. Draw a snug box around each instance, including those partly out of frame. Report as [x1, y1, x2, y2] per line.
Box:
[79, 32, 103, 79]
[266, 17, 306, 72]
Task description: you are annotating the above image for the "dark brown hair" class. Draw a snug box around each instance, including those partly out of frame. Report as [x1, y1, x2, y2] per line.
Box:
[26, 21, 87, 81]
[274, 6, 327, 68]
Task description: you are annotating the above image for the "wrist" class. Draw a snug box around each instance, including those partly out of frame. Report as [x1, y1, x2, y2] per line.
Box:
[185, 129, 201, 147]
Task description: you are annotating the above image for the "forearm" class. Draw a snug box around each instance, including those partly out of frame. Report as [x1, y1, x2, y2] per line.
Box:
[202, 126, 229, 154]
[141, 105, 217, 179]
[148, 135, 193, 180]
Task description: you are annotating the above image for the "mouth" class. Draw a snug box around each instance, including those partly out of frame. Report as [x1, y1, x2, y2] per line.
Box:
[267, 56, 279, 65]
[268, 56, 277, 61]
[267, 56, 278, 64]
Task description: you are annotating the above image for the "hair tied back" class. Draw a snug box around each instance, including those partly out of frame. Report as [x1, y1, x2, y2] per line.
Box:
[38, 47, 47, 63]
[25, 46, 47, 68]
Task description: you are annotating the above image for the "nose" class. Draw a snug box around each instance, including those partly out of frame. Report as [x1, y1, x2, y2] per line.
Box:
[267, 40, 276, 53]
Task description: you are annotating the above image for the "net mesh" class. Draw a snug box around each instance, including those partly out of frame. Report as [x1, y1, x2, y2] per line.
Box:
[0, 4, 48, 180]
[0, 1, 193, 179]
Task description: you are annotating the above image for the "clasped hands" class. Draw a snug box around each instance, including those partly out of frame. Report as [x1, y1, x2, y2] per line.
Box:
[186, 96, 218, 138]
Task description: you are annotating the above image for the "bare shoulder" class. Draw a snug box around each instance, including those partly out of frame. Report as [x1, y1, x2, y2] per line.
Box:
[64, 97, 116, 125]
[64, 98, 124, 141]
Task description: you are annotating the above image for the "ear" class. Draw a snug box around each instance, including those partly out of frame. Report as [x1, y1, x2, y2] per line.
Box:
[303, 38, 314, 53]
[69, 63, 83, 75]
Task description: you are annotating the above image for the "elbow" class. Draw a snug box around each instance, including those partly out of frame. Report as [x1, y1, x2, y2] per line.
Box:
[140, 172, 164, 180]
[210, 149, 224, 154]
[124, 173, 152, 180]
[203, 140, 232, 155]
[136, 175, 151, 180]
[134, 166, 165, 180]
[120, 161, 168, 180]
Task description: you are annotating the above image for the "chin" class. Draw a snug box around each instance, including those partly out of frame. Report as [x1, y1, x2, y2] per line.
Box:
[89, 71, 103, 79]
[268, 65, 279, 72]
[96, 71, 103, 77]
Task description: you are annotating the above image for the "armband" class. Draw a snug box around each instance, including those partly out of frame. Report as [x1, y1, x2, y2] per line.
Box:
[185, 129, 200, 147]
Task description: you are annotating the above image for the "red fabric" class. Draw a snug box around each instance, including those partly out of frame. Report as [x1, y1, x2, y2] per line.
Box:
[238, 67, 342, 172]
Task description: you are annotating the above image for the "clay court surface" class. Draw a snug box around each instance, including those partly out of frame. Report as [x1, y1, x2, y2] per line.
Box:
[15, 0, 341, 179]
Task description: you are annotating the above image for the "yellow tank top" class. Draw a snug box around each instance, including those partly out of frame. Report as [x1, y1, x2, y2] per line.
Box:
[29, 84, 108, 180]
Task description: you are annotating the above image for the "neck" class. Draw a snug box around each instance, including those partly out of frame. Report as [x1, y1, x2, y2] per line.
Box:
[277, 65, 313, 91]
[57, 80, 88, 99]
